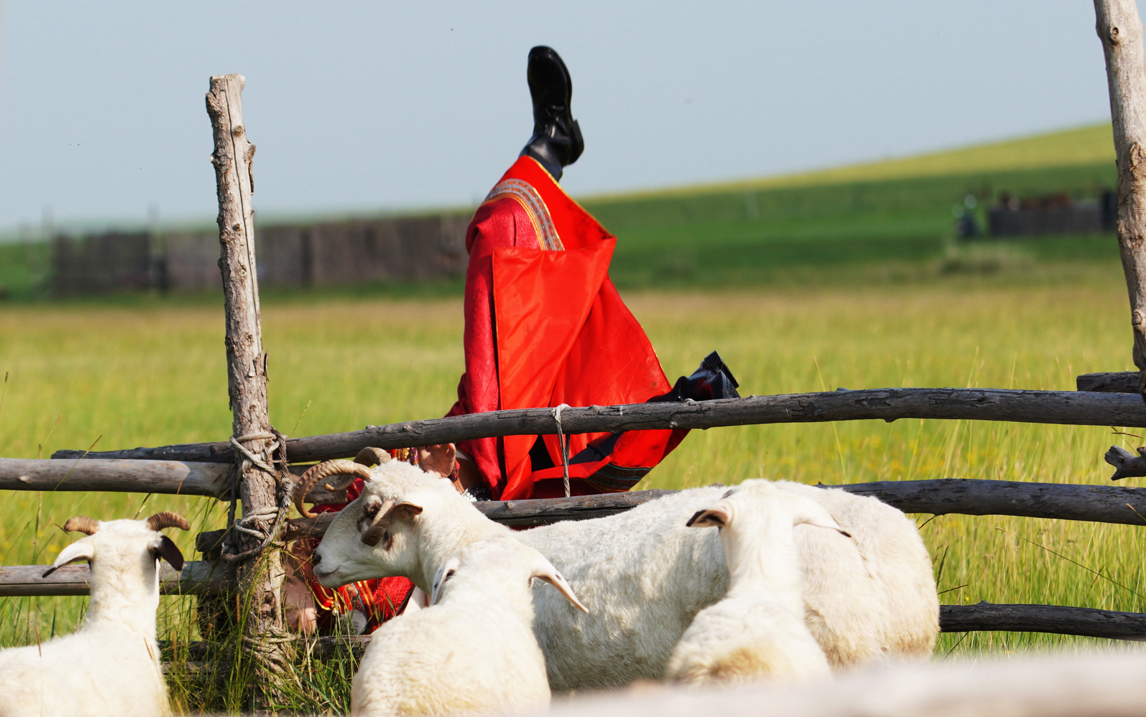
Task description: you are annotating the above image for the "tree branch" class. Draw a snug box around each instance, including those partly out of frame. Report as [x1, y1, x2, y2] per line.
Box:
[1105, 445, 1146, 480]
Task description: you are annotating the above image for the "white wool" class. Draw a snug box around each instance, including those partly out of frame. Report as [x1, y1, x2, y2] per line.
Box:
[666, 483, 839, 685]
[0, 518, 177, 717]
[313, 461, 938, 690]
[350, 535, 585, 717]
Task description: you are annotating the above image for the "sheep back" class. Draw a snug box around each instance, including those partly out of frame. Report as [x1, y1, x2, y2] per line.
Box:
[0, 627, 168, 717]
[352, 601, 550, 716]
[777, 481, 940, 661]
[518, 482, 937, 688]
[665, 594, 832, 685]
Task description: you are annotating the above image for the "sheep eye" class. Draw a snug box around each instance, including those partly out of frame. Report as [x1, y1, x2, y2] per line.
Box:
[363, 501, 381, 519]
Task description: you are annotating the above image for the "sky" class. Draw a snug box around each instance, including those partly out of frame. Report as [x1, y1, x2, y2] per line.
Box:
[0, 1, 1133, 234]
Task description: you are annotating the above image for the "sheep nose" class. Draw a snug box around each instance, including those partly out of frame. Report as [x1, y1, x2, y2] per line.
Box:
[312, 552, 321, 567]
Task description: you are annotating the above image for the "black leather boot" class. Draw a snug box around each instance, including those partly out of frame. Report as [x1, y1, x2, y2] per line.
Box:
[650, 352, 741, 403]
[520, 46, 584, 181]
[560, 351, 740, 467]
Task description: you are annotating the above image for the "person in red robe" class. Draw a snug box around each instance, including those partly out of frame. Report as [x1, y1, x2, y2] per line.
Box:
[292, 46, 738, 635]
[444, 46, 738, 502]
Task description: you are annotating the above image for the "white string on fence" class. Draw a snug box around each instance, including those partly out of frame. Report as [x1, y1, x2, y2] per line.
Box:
[552, 403, 572, 498]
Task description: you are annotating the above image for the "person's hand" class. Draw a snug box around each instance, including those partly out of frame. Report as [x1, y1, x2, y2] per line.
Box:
[418, 443, 457, 479]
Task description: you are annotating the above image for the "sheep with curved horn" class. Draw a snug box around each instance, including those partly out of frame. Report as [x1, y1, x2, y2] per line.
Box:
[0, 512, 189, 717]
[311, 462, 939, 690]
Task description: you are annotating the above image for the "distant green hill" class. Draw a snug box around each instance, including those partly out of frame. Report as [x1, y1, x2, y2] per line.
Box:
[591, 123, 1115, 202]
[579, 123, 1120, 289]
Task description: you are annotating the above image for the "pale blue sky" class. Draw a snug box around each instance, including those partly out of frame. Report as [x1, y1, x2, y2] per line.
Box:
[0, 1, 1132, 233]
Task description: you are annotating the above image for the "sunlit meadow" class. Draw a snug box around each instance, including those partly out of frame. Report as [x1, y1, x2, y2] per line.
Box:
[2, 266, 1144, 677]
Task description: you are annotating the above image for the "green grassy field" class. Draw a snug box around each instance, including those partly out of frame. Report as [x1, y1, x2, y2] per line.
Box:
[582, 124, 1119, 289]
[1, 123, 1144, 711]
[3, 278, 1144, 644]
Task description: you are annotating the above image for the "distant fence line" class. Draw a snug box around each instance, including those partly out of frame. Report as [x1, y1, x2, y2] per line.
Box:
[50, 213, 471, 296]
[986, 191, 1117, 238]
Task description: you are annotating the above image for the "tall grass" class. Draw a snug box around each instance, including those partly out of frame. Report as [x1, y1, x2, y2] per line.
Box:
[2, 263, 1145, 710]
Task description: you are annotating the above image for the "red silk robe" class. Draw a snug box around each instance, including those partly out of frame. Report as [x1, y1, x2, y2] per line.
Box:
[447, 156, 687, 500]
[301, 159, 690, 632]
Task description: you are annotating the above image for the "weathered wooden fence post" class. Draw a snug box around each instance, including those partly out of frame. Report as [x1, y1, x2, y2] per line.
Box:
[206, 73, 291, 708]
[1096, 0, 1146, 402]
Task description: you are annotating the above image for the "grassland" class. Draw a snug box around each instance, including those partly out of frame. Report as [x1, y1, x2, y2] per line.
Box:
[582, 124, 1119, 290]
[0, 123, 1143, 710]
[3, 275, 1145, 652]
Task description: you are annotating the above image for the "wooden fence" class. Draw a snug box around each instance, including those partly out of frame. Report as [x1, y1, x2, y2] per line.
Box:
[49, 214, 470, 296]
[5, 463, 1146, 641]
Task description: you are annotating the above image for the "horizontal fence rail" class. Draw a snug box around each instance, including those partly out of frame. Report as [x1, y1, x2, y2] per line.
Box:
[941, 603, 1146, 640]
[0, 561, 232, 597]
[8, 478, 1146, 592]
[838, 479, 1146, 525]
[0, 459, 345, 503]
[226, 479, 1146, 547]
[7, 483, 1146, 642]
[52, 388, 1146, 464]
[0, 458, 231, 497]
[163, 604, 1146, 658]
[7, 564, 1144, 640]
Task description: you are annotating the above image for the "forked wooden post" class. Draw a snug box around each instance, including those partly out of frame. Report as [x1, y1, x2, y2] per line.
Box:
[1096, 0, 1146, 401]
[205, 74, 290, 704]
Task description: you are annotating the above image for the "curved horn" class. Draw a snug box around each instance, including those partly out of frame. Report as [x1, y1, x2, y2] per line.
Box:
[145, 512, 190, 532]
[294, 460, 375, 519]
[353, 447, 391, 467]
[63, 516, 100, 535]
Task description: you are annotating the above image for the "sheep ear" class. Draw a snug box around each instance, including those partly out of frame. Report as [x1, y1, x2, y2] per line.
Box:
[793, 506, 851, 538]
[431, 556, 461, 606]
[395, 501, 424, 519]
[531, 558, 588, 613]
[43, 539, 95, 578]
[686, 506, 730, 529]
[152, 535, 185, 572]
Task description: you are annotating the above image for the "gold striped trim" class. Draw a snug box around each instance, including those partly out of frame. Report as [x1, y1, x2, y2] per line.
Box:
[481, 179, 564, 251]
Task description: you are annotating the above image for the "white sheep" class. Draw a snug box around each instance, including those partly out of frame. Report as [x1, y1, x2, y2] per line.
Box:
[301, 458, 938, 691]
[0, 512, 188, 717]
[351, 535, 587, 717]
[666, 482, 847, 685]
